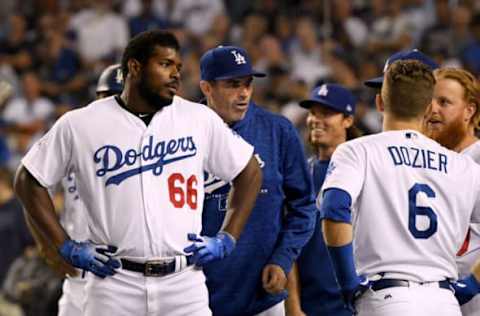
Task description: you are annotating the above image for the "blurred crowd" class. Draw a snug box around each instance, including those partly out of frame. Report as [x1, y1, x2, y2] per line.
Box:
[1, 0, 480, 314]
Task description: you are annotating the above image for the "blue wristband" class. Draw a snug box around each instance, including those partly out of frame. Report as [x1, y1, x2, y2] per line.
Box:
[328, 242, 360, 291]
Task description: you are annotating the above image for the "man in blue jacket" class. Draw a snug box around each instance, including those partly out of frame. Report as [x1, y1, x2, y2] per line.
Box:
[292, 84, 361, 315]
[199, 46, 316, 316]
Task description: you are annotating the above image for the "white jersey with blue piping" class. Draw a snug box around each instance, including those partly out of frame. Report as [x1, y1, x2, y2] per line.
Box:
[321, 130, 480, 282]
[21, 95, 253, 260]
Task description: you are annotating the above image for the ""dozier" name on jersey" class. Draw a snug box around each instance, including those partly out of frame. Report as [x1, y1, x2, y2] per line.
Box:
[387, 145, 448, 174]
[94, 135, 197, 186]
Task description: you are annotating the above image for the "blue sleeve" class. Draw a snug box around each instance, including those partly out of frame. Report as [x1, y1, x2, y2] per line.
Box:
[268, 124, 316, 275]
[321, 188, 352, 223]
[328, 242, 361, 291]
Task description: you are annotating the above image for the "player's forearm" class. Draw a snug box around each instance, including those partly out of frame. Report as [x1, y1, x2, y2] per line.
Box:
[322, 220, 353, 246]
[285, 263, 304, 315]
[14, 165, 69, 248]
[223, 156, 262, 239]
[24, 211, 53, 254]
[323, 219, 360, 293]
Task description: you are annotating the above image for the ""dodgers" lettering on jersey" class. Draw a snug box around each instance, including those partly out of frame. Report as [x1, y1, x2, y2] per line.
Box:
[387, 145, 448, 173]
[94, 135, 197, 186]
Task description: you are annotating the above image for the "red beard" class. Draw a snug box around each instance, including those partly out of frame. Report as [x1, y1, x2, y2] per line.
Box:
[424, 116, 468, 150]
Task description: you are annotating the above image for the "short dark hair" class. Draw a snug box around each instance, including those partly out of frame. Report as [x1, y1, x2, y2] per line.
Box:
[121, 30, 180, 78]
[381, 60, 435, 119]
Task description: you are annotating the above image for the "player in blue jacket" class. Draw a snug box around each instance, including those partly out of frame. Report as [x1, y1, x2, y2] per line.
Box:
[291, 84, 360, 315]
[199, 46, 316, 316]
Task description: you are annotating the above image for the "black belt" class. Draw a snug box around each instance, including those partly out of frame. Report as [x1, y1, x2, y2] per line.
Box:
[120, 256, 193, 277]
[371, 279, 451, 291]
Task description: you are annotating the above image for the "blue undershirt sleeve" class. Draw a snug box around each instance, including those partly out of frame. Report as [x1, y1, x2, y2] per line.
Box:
[321, 188, 352, 223]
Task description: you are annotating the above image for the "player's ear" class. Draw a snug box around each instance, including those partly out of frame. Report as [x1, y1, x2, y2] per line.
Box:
[127, 59, 142, 80]
[199, 80, 212, 97]
[465, 102, 476, 124]
[342, 115, 354, 129]
[375, 93, 384, 113]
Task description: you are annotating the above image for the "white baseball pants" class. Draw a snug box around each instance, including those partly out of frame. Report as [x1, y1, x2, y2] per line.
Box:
[355, 283, 461, 316]
[83, 266, 211, 316]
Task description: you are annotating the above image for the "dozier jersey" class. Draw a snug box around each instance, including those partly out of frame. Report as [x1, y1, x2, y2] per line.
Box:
[321, 130, 480, 282]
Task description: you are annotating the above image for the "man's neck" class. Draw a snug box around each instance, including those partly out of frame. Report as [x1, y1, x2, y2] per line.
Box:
[316, 144, 337, 161]
[454, 130, 478, 153]
[382, 115, 422, 133]
[120, 88, 156, 114]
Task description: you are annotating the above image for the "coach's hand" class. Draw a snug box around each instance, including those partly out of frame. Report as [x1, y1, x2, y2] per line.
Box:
[183, 231, 236, 267]
[59, 239, 121, 278]
[452, 274, 480, 305]
[262, 264, 287, 294]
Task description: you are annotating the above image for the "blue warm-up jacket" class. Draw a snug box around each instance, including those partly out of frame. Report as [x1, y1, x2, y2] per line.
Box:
[296, 158, 352, 316]
[201, 103, 316, 316]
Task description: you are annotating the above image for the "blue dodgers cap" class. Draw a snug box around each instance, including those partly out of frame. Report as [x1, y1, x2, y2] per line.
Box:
[364, 49, 439, 88]
[200, 46, 266, 81]
[299, 83, 356, 115]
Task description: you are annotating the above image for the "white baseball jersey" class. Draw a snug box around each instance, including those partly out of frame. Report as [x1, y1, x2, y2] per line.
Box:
[321, 130, 480, 282]
[58, 172, 88, 316]
[21, 95, 253, 260]
[60, 172, 89, 241]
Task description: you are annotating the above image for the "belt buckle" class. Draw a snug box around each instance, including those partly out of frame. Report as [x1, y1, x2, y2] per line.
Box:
[144, 259, 172, 277]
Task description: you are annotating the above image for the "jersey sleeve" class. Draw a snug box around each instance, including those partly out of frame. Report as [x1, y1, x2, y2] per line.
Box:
[320, 141, 366, 204]
[21, 113, 74, 188]
[203, 110, 254, 182]
[471, 166, 480, 224]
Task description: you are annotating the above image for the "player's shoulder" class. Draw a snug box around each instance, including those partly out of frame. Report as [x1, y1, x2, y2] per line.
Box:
[462, 140, 480, 164]
[416, 133, 480, 173]
[336, 133, 375, 152]
[333, 131, 409, 158]
[51, 98, 115, 133]
[171, 95, 225, 122]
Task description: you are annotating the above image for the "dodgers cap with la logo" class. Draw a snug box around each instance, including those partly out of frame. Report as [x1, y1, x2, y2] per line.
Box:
[299, 83, 356, 115]
[364, 49, 439, 88]
[96, 64, 124, 94]
[200, 46, 266, 81]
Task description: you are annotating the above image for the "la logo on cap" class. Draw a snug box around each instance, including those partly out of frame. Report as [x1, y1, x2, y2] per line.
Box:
[318, 84, 328, 96]
[231, 50, 246, 65]
[115, 69, 123, 84]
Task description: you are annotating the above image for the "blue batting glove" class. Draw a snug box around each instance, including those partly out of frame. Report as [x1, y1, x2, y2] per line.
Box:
[59, 239, 121, 278]
[452, 274, 480, 305]
[342, 275, 371, 313]
[183, 232, 236, 266]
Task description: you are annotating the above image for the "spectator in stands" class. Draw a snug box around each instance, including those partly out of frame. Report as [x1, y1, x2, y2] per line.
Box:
[0, 15, 33, 74]
[171, 0, 225, 37]
[69, 0, 128, 70]
[37, 29, 87, 105]
[290, 16, 331, 87]
[128, 0, 168, 37]
[2, 71, 54, 170]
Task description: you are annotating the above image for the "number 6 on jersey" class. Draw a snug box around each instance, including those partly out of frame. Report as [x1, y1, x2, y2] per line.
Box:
[408, 183, 438, 239]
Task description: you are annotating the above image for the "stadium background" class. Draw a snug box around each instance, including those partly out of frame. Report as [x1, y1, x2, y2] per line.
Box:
[0, 0, 478, 315]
